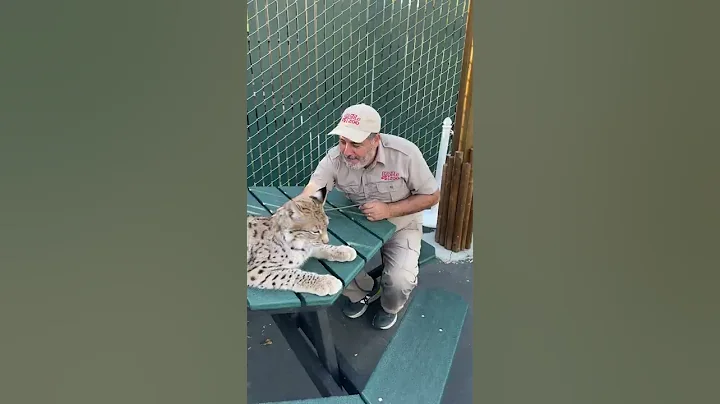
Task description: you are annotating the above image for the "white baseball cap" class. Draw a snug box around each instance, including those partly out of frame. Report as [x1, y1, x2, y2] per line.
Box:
[327, 103, 381, 143]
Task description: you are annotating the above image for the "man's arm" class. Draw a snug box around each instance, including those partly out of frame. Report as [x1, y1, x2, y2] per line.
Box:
[294, 154, 336, 200]
[387, 191, 440, 217]
[362, 145, 441, 221]
[360, 191, 439, 221]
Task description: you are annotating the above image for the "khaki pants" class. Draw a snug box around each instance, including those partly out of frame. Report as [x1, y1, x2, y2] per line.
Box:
[342, 213, 423, 314]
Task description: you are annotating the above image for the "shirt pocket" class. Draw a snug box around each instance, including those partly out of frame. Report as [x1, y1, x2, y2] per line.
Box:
[334, 182, 362, 199]
[374, 180, 410, 202]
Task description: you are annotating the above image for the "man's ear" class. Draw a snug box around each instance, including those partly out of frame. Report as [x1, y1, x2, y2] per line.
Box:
[310, 186, 328, 205]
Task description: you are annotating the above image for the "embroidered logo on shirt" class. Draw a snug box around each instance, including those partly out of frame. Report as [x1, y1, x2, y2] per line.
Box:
[380, 171, 400, 181]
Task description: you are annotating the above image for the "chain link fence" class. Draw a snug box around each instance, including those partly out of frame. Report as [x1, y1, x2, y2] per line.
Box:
[247, 0, 468, 186]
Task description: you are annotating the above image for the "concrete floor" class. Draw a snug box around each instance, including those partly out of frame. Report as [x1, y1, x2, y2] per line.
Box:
[247, 255, 473, 404]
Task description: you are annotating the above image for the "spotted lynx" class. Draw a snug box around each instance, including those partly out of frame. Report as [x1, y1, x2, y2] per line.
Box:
[247, 187, 357, 296]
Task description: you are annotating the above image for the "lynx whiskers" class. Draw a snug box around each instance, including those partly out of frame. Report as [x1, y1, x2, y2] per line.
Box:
[247, 187, 357, 296]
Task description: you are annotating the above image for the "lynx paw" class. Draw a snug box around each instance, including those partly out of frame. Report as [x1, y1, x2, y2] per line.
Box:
[315, 275, 343, 296]
[333, 245, 357, 262]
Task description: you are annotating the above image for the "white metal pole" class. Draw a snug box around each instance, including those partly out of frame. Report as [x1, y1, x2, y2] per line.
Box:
[422, 117, 453, 228]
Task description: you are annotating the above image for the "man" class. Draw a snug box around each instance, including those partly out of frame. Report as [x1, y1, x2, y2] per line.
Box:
[296, 103, 440, 330]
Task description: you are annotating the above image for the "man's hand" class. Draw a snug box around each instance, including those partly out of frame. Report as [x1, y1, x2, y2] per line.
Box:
[360, 200, 392, 222]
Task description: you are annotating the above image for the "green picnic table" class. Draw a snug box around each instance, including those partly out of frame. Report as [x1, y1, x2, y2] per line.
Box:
[247, 186, 396, 397]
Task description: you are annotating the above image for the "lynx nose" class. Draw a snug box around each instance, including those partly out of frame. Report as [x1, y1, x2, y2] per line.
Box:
[322, 233, 329, 244]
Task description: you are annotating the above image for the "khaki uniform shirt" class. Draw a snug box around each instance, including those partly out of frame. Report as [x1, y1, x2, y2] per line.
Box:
[308, 134, 438, 224]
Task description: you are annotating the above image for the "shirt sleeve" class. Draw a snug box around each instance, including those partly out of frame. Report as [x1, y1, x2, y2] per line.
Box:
[307, 154, 337, 192]
[406, 146, 439, 195]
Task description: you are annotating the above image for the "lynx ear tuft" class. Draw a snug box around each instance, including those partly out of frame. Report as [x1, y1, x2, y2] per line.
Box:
[310, 186, 328, 204]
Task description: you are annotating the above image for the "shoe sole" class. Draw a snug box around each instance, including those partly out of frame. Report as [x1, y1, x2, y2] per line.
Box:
[373, 314, 397, 330]
[343, 290, 382, 319]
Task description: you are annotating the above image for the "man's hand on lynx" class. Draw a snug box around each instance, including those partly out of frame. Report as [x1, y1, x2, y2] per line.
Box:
[360, 200, 391, 221]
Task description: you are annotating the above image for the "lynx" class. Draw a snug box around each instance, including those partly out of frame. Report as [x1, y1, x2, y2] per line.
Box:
[247, 187, 357, 296]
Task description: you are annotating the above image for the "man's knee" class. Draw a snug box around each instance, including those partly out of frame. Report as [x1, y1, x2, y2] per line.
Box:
[381, 265, 418, 293]
[380, 240, 420, 291]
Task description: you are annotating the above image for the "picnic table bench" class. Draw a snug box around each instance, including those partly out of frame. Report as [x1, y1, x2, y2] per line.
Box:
[248, 186, 465, 404]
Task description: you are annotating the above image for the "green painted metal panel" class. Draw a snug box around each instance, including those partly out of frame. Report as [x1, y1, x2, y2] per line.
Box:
[247, 0, 469, 186]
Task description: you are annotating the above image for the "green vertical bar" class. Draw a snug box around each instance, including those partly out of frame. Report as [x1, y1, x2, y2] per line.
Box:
[277, 0, 293, 185]
[425, 0, 452, 163]
[320, 0, 335, 146]
[400, 0, 414, 134]
[254, 1, 272, 185]
[314, 0, 328, 159]
[298, 0, 314, 185]
[417, 0, 442, 143]
[304, 0, 319, 184]
[340, 1, 352, 107]
[429, 0, 450, 127]
[247, 0, 260, 185]
[399, 0, 422, 137]
[437, 0, 454, 123]
[285, 0, 300, 185]
[375, 0, 392, 112]
[387, 0, 408, 134]
[363, 0, 379, 104]
[352, 0, 369, 104]
[270, 0, 284, 184]
[410, 0, 432, 140]
[331, 1, 344, 111]
[440, 0, 457, 120]
[257, 0, 274, 184]
[384, 0, 398, 131]
[418, 0, 442, 150]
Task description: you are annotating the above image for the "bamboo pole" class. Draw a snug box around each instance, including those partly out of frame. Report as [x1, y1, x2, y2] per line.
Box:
[444, 151, 464, 248]
[456, 147, 474, 250]
[464, 194, 473, 250]
[435, 160, 450, 243]
[452, 162, 472, 251]
[459, 175, 473, 249]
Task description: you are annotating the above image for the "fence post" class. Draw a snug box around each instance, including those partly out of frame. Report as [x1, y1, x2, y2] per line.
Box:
[422, 117, 454, 228]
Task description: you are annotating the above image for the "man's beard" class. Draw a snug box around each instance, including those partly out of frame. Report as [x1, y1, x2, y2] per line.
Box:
[341, 148, 376, 170]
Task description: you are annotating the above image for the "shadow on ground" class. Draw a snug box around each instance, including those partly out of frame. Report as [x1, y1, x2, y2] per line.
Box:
[247, 259, 473, 404]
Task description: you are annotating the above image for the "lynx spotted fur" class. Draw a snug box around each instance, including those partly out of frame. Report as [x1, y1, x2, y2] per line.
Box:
[247, 188, 357, 296]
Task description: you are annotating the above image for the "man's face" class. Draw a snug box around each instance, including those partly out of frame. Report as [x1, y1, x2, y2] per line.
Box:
[338, 134, 379, 170]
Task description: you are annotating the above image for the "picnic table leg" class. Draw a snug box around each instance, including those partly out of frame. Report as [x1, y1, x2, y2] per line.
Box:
[271, 313, 345, 397]
[296, 312, 363, 395]
[297, 309, 341, 385]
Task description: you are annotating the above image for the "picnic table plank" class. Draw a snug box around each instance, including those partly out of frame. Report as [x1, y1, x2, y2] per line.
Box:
[260, 395, 366, 404]
[361, 288, 468, 404]
[247, 189, 270, 217]
[277, 186, 391, 262]
[246, 189, 302, 310]
[322, 189, 396, 243]
[250, 187, 355, 306]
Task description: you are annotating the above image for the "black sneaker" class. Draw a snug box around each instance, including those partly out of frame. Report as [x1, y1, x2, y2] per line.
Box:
[342, 281, 382, 319]
[372, 308, 398, 330]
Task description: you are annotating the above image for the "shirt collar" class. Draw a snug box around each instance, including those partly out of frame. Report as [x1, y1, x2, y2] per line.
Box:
[367, 135, 387, 169]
